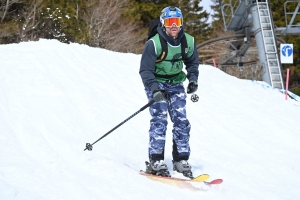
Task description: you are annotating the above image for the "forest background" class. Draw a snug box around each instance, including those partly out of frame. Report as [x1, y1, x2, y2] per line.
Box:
[0, 0, 299, 95]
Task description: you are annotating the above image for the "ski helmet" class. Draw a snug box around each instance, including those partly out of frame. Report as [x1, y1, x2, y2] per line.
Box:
[160, 6, 183, 27]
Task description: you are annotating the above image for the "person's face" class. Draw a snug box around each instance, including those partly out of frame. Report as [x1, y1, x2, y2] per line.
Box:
[165, 24, 180, 38]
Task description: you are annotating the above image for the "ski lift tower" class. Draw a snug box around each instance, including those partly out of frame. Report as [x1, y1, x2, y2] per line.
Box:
[220, 0, 284, 89]
[276, 0, 300, 36]
[198, 0, 300, 87]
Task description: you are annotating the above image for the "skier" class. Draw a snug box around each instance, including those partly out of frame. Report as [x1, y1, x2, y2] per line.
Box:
[139, 6, 199, 178]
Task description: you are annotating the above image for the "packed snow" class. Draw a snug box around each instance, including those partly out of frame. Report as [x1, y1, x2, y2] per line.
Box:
[1, 39, 300, 200]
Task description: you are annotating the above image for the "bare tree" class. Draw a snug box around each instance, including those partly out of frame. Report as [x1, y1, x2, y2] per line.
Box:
[84, 0, 143, 53]
[0, 0, 22, 43]
[0, 0, 22, 22]
[19, 0, 42, 41]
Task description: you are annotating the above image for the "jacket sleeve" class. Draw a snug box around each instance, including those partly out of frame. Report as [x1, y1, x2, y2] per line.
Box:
[139, 40, 159, 93]
[184, 42, 199, 82]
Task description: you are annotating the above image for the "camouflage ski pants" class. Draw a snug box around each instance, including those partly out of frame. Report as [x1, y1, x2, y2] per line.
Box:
[145, 82, 191, 162]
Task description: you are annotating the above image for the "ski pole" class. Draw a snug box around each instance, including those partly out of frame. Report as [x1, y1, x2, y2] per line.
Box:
[84, 99, 155, 151]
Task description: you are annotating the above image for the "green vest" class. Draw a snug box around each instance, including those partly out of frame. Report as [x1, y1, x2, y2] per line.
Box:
[150, 33, 195, 83]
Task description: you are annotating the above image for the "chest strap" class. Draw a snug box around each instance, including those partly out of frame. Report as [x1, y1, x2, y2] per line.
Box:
[154, 72, 180, 79]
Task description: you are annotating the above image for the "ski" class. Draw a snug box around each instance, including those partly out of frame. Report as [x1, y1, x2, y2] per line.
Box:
[140, 170, 210, 182]
[140, 161, 223, 185]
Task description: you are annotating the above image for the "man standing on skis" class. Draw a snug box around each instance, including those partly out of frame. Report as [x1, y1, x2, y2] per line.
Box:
[139, 6, 199, 178]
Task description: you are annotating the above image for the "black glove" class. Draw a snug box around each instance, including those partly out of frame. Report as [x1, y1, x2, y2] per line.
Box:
[153, 89, 169, 102]
[187, 81, 198, 94]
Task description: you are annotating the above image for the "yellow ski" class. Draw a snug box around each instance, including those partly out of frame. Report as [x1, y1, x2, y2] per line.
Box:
[140, 170, 210, 182]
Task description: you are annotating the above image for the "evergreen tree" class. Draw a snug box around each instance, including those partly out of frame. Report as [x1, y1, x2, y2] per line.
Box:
[125, 0, 212, 43]
[0, 0, 89, 44]
[179, 0, 212, 42]
[37, 0, 88, 44]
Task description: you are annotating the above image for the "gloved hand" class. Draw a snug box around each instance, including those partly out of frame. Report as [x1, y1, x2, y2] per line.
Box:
[153, 89, 169, 102]
[187, 81, 198, 94]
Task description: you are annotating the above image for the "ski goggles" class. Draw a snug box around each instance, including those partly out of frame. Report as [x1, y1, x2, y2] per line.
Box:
[163, 17, 183, 27]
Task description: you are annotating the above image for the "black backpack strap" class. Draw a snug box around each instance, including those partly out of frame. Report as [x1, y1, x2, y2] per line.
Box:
[156, 34, 168, 63]
[148, 19, 160, 40]
[155, 33, 188, 63]
[180, 34, 188, 61]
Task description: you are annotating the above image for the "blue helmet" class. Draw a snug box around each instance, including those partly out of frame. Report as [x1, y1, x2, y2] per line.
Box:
[160, 6, 183, 27]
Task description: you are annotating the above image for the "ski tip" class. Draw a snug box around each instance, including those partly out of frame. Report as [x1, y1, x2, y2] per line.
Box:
[207, 179, 223, 185]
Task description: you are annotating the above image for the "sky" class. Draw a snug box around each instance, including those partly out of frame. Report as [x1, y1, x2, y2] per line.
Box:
[0, 39, 300, 200]
[200, 0, 216, 22]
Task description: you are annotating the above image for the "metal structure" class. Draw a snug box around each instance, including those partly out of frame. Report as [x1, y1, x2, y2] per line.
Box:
[277, 0, 300, 35]
[198, 0, 300, 89]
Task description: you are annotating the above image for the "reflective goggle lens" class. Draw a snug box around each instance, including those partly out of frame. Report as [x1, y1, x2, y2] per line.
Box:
[164, 18, 183, 27]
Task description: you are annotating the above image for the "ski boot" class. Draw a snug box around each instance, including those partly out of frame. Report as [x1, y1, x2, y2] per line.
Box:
[173, 160, 193, 179]
[145, 160, 171, 177]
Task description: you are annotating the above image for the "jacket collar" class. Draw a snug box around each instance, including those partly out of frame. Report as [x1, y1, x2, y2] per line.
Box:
[157, 25, 184, 46]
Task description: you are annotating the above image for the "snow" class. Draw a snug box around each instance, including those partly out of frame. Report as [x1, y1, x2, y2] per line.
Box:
[1, 39, 300, 200]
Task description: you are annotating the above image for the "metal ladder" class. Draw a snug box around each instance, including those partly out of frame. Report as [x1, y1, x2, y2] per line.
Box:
[256, 0, 284, 89]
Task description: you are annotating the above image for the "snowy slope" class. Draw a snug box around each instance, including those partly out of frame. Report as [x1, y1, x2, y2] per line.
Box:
[0, 39, 300, 200]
